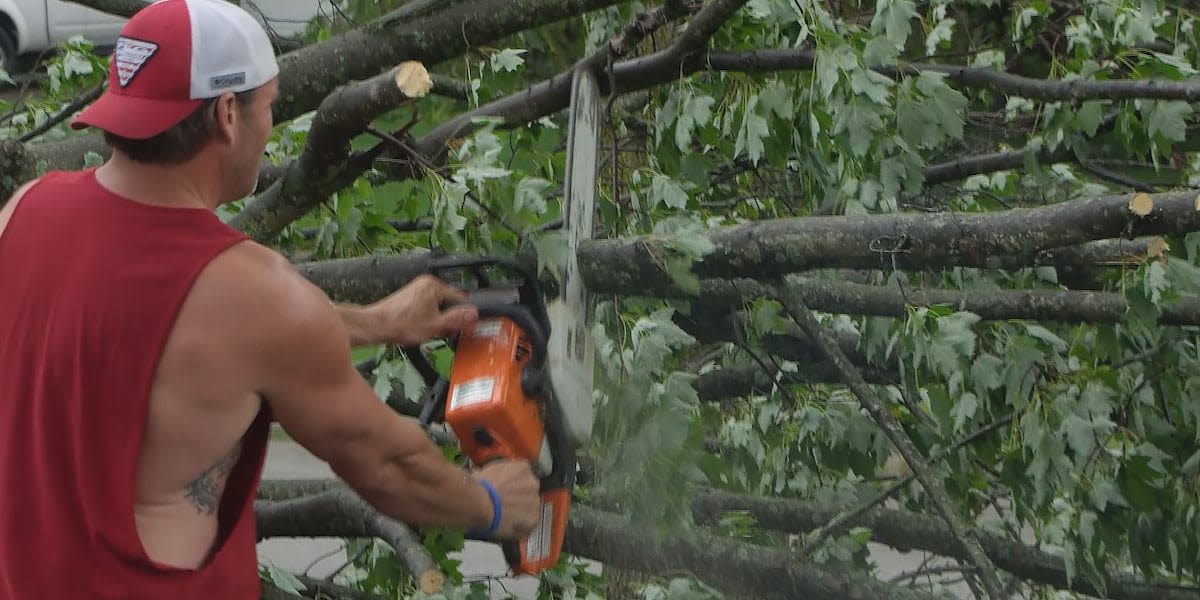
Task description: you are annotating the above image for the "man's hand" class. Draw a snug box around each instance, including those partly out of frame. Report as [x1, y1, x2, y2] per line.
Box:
[472, 460, 542, 540]
[339, 275, 479, 347]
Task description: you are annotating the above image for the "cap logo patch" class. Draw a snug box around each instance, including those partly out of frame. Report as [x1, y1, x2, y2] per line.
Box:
[210, 72, 246, 89]
[113, 37, 158, 87]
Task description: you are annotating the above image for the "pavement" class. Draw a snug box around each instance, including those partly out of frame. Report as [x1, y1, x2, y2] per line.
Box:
[256, 434, 986, 599]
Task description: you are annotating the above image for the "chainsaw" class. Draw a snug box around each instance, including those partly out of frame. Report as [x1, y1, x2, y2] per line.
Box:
[406, 255, 577, 575]
[402, 66, 601, 577]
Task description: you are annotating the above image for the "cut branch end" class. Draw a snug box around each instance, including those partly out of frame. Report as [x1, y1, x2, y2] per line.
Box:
[1129, 192, 1155, 217]
[395, 61, 434, 98]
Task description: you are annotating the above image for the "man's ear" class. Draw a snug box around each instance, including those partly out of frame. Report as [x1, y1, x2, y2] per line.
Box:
[212, 92, 240, 144]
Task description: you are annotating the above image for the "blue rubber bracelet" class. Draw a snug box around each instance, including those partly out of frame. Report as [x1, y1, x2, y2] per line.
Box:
[476, 479, 502, 538]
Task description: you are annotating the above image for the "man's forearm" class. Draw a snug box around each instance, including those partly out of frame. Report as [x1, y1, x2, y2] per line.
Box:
[337, 418, 495, 533]
[333, 302, 381, 347]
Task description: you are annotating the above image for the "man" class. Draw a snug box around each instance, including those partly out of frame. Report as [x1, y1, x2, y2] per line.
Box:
[0, 0, 540, 598]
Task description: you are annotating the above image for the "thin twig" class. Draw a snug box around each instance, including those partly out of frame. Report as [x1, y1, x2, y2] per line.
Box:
[771, 284, 1007, 599]
[18, 82, 104, 142]
[798, 414, 1015, 556]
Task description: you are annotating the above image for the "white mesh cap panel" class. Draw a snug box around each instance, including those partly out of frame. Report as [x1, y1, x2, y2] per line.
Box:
[187, 0, 280, 99]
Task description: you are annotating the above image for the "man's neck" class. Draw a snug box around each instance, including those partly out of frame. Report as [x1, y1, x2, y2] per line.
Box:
[95, 153, 223, 211]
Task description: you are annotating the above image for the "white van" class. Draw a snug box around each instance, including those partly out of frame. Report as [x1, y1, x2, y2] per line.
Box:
[0, 0, 323, 74]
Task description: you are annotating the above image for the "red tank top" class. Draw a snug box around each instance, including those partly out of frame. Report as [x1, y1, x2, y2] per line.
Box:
[0, 169, 271, 599]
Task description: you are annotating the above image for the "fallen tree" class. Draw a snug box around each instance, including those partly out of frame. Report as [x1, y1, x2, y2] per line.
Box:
[5, 0, 1200, 599]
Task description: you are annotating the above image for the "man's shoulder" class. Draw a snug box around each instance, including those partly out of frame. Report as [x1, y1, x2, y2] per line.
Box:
[197, 242, 334, 332]
[194, 241, 352, 384]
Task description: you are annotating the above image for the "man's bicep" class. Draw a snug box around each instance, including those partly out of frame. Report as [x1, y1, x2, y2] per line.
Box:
[254, 283, 401, 471]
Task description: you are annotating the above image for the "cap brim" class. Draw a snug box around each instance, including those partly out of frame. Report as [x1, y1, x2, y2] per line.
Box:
[71, 91, 204, 140]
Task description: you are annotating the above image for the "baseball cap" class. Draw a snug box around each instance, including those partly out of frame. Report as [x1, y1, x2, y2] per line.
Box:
[71, 0, 279, 139]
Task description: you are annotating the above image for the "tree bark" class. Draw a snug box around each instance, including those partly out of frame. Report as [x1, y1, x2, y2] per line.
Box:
[577, 190, 1200, 295]
[65, 0, 148, 18]
[269, 0, 625, 126]
[229, 62, 434, 242]
[689, 276, 1200, 326]
[255, 488, 443, 595]
[289, 247, 1200, 333]
[256, 479, 1199, 600]
[691, 489, 1200, 600]
[256, 481, 936, 600]
[564, 505, 939, 600]
[294, 250, 447, 305]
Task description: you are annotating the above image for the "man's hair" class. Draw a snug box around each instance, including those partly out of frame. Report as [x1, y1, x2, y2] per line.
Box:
[103, 89, 257, 165]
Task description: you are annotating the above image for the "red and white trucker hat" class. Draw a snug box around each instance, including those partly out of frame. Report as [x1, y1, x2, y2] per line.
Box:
[71, 0, 279, 139]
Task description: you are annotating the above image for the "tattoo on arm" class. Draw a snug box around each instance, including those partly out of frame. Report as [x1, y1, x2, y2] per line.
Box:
[184, 444, 241, 515]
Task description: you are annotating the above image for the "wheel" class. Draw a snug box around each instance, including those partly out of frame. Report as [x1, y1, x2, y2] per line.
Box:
[0, 26, 15, 76]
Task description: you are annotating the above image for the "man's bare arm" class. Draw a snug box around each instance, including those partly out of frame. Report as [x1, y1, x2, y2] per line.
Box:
[246, 259, 498, 531]
[333, 302, 382, 347]
[331, 277, 479, 349]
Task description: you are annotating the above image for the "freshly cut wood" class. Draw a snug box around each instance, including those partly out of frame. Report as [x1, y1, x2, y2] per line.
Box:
[394, 61, 433, 97]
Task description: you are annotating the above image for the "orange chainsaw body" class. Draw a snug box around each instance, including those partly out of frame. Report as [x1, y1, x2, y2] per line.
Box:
[442, 315, 571, 575]
[444, 317, 543, 468]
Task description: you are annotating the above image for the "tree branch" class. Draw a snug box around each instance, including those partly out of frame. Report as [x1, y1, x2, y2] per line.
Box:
[255, 488, 443, 595]
[691, 488, 1200, 600]
[563, 505, 938, 600]
[30, 0, 632, 177]
[257, 483, 937, 600]
[256, 479, 1200, 600]
[701, 48, 1200, 104]
[577, 190, 1200, 295]
[64, 0, 148, 18]
[685, 275, 1200, 326]
[229, 62, 433, 242]
[769, 287, 1007, 599]
[404, 0, 708, 165]
[270, 0, 627, 126]
[288, 243, 1200, 327]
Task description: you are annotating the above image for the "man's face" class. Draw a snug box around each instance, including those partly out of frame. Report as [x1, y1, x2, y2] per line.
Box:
[228, 77, 279, 201]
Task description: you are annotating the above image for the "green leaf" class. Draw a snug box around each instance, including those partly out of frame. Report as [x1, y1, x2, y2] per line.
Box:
[970, 352, 1005, 396]
[929, 311, 980, 377]
[262, 564, 306, 595]
[400, 356, 430, 403]
[1075, 100, 1108, 137]
[371, 358, 397, 402]
[530, 228, 569, 282]
[676, 92, 717, 152]
[1024, 323, 1069, 353]
[489, 48, 526, 72]
[837, 99, 885, 156]
[1141, 99, 1192, 143]
[735, 95, 770, 164]
[1143, 260, 1168, 304]
[513, 176, 551, 215]
[951, 391, 979, 433]
[651, 174, 690, 210]
[871, 0, 917, 49]
[924, 17, 956, 55]
[758, 79, 794, 118]
[849, 69, 893, 105]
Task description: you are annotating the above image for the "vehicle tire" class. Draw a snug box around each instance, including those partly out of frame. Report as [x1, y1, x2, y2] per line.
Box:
[0, 25, 15, 76]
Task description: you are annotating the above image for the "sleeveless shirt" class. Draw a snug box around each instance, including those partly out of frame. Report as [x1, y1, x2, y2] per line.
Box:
[0, 169, 271, 599]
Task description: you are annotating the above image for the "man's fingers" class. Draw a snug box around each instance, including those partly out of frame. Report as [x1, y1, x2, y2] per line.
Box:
[437, 303, 478, 335]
